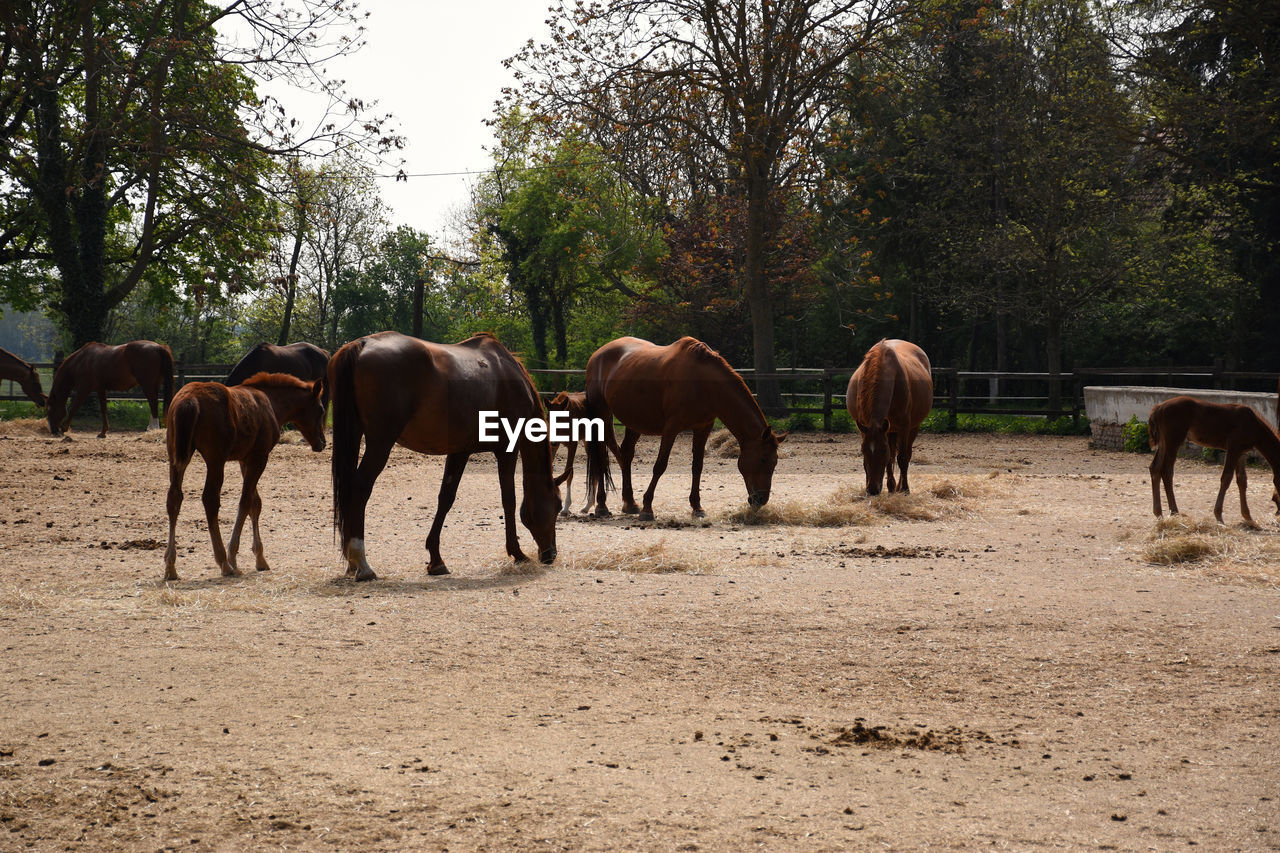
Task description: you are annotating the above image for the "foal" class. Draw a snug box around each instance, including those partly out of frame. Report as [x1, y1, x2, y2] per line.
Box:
[1148, 395, 1280, 526]
[164, 373, 326, 581]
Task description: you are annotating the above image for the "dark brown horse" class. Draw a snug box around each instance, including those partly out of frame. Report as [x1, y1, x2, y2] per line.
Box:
[226, 342, 330, 408]
[846, 339, 933, 495]
[583, 336, 786, 519]
[330, 331, 559, 580]
[547, 390, 608, 516]
[163, 373, 327, 581]
[47, 340, 173, 437]
[0, 347, 47, 407]
[1148, 395, 1280, 525]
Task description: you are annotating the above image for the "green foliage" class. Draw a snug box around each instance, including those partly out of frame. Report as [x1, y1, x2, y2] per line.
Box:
[827, 411, 855, 433]
[1122, 416, 1151, 453]
[918, 410, 1089, 436]
[783, 412, 819, 433]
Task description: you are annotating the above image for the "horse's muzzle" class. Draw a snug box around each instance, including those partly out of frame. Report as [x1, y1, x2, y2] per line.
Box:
[747, 490, 770, 509]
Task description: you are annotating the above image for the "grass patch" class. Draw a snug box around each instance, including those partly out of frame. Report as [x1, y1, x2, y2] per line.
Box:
[1142, 516, 1280, 584]
[726, 475, 989, 527]
[568, 541, 714, 574]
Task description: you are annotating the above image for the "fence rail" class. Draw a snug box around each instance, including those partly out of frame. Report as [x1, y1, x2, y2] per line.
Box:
[5, 361, 1277, 429]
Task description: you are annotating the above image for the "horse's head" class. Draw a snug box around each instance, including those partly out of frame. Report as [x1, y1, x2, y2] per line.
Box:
[859, 418, 891, 495]
[738, 427, 787, 508]
[287, 379, 327, 452]
[520, 442, 560, 563]
[46, 393, 65, 435]
[22, 365, 46, 408]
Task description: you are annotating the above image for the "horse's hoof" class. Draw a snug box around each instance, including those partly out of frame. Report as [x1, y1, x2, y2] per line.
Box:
[591, 508, 612, 518]
[559, 509, 573, 518]
[691, 509, 707, 518]
[256, 565, 271, 572]
[622, 505, 640, 515]
[427, 564, 450, 576]
[638, 510, 655, 521]
[163, 572, 178, 582]
[354, 567, 378, 581]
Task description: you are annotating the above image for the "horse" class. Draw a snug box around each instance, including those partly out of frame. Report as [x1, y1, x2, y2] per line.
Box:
[163, 373, 327, 581]
[582, 336, 786, 520]
[0, 347, 47, 407]
[1147, 395, 1280, 526]
[546, 390, 604, 516]
[46, 340, 173, 437]
[846, 339, 933, 496]
[329, 331, 559, 581]
[226, 342, 330, 409]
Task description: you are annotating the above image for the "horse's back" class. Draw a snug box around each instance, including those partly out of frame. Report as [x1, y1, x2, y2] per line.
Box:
[848, 339, 932, 428]
[589, 336, 731, 432]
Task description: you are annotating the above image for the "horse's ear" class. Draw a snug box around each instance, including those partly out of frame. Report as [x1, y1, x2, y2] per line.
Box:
[311, 379, 324, 399]
[549, 390, 569, 406]
[761, 426, 788, 444]
[774, 430, 789, 444]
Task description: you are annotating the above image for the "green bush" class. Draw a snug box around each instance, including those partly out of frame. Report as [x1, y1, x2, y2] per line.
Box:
[827, 410, 854, 433]
[783, 412, 818, 432]
[1121, 415, 1150, 453]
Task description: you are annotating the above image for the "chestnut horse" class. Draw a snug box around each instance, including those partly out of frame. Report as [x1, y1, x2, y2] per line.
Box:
[330, 331, 559, 580]
[547, 390, 618, 516]
[1148, 395, 1280, 525]
[47, 340, 173, 437]
[0, 347, 47, 407]
[583, 336, 786, 519]
[846, 339, 933, 495]
[163, 373, 327, 581]
[226, 342, 330, 408]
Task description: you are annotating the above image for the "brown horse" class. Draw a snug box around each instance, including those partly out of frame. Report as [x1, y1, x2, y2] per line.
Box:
[583, 336, 786, 519]
[47, 340, 173, 437]
[330, 331, 559, 581]
[226, 342, 331, 409]
[1148, 395, 1280, 525]
[163, 373, 327, 581]
[0, 347, 47, 407]
[846, 339, 933, 495]
[547, 390, 614, 516]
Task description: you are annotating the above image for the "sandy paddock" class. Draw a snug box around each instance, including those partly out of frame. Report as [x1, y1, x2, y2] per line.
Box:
[1, 422, 1278, 851]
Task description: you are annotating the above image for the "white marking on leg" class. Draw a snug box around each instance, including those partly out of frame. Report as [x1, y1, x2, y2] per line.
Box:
[149, 417, 160, 431]
[345, 537, 377, 581]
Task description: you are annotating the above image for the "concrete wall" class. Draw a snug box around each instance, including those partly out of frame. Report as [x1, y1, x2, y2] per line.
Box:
[1084, 386, 1280, 451]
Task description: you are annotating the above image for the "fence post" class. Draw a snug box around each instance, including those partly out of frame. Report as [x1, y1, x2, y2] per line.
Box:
[822, 369, 833, 431]
[947, 368, 958, 430]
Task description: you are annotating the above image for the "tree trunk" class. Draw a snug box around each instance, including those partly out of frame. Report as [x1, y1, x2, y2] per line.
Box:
[1045, 308, 1063, 412]
[743, 177, 781, 411]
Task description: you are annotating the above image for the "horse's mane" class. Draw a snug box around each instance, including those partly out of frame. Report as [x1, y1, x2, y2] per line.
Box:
[684, 338, 757, 400]
[857, 340, 889, 419]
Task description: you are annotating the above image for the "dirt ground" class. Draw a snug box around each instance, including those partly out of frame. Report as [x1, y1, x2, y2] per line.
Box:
[1, 421, 1278, 852]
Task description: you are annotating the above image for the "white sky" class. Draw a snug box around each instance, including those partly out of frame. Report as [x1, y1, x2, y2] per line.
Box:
[305, 1, 556, 237]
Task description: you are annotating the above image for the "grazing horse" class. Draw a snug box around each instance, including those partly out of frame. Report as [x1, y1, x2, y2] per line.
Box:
[846, 339, 933, 496]
[47, 340, 173, 437]
[163, 373, 327, 581]
[0, 347, 47, 407]
[583, 336, 786, 519]
[226, 342, 330, 408]
[1148, 395, 1280, 525]
[547, 390, 611, 516]
[330, 331, 559, 581]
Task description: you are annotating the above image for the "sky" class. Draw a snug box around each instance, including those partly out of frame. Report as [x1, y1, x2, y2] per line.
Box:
[301, 1, 557, 237]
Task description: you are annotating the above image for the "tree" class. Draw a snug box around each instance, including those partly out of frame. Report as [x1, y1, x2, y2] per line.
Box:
[0, 0, 400, 347]
[509, 0, 903, 407]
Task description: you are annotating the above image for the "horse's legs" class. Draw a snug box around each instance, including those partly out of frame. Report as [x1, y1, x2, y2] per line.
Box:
[689, 424, 712, 517]
[144, 382, 161, 431]
[95, 385, 110, 437]
[226, 458, 269, 574]
[1234, 453, 1256, 527]
[884, 431, 900, 492]
[618, 428, 642, 514]
[199, 461, 235, 576]
[424, 452, 470, 575]
[554, 442, 577, 516]
[163, 460, 188, 581]
[638, 430, 679, 521]
[1214, 447, 1250, 525]
[495, 449, 530, 563]
[63, 386, 89, 433]
[896, 429, 919, 494]
[342, 436, 395, 581]
[1149, 445, 1166, 517]
[589, 412, 620, 517]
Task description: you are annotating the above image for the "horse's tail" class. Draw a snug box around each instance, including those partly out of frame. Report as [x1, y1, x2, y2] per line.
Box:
[1147, 405, 1161, 450]
[583, 386, 615, 500]
[160, 346, 175, 417]
[329, 339, 366, 542]
[167, 394, 199, 468]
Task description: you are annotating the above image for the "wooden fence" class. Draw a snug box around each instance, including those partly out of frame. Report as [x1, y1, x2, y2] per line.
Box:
[5, 361, 1277, 429]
